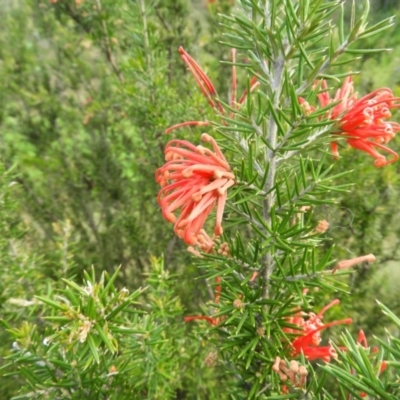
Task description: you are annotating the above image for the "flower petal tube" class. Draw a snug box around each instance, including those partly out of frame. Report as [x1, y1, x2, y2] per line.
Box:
[156, 133, 235, 252]
[165, 47, 259, 135]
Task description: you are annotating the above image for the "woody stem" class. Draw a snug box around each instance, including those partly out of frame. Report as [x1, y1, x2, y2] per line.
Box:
[262, 55, 284, 301]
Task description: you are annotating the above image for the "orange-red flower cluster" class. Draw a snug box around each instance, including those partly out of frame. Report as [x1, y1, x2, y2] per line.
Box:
[300, 77, 400, 167]
[285, 299, 352, 362]
[156, 133, 235, 251]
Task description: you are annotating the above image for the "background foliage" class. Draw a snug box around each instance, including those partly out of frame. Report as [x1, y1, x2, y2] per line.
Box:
[1, 0, 400, 398]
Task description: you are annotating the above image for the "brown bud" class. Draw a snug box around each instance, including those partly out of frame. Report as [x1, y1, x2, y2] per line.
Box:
[315, 219, 329, 234]
[333, 253, 376, 274]
[299, 365, 308, 377]
[109, 365, 117, 374]
[233, 299, 244, 309]
[278, 371, 288, 381]
[272, 356, 281, 372]
[289, 360, 299, 373]
[204, 351, 218, 367]
[256, 327, 265, 336]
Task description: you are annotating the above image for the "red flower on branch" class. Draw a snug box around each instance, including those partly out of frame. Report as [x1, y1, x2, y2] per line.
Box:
[300, 77, 400, 167]
[156, 133, 235, 251]
[285, 299, 352, 362]
[166, 47, 259, 134]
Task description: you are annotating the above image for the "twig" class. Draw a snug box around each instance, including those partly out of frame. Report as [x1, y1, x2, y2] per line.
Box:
[95, 0, 124, 82]
[295, 40, 349, 96]
[261, 54, 285, 300]
[139, 0, 152, 77]
[277, 125, 332, 162]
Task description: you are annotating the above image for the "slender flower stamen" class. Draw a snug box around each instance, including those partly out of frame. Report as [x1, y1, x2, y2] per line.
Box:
[166, 48, 259, 134]
[165, 121, 210, 134]
[184, 275, 222, 326]
[179, 46, 224, 113]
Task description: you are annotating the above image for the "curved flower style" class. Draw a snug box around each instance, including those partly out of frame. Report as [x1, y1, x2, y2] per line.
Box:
[184, 276, 222, 326]
[285, 299, 352, 362]
[156, 133, 235, 251]
[300, 77, 400, 167]
[165, 47, 259, 134]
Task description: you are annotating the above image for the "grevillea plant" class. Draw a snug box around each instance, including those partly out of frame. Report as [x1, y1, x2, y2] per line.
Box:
[156, 0, 400, 398]
[4, 1, 400, 400]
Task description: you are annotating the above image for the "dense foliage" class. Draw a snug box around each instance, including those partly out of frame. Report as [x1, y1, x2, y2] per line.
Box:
[1, 0, 400, 399]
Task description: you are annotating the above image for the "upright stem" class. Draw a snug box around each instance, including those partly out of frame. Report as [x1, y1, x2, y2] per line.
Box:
[261, 56, 284, 299]
[95, 0, 124, 82]
[139, 0, 152, 72]
[139, 0, 154, 104]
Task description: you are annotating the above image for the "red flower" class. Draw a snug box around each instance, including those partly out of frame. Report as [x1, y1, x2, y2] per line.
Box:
[285, 299, 352, 362]
[156, 133, 235, 250]
[300, 77, 400, 167]
[166, 47, 259, 134]
[184, 314, 221, 326]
